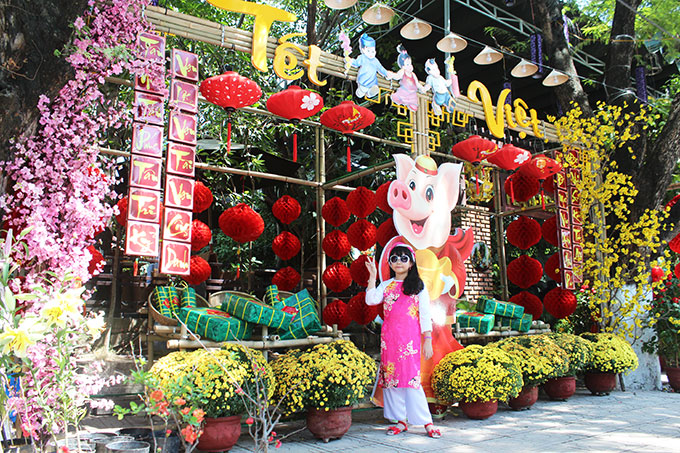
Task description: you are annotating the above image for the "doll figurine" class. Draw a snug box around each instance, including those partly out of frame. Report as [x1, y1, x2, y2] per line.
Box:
[390, 44, 422, 112]
[422, 58, 456, 116]
[348, 33, 393, 99]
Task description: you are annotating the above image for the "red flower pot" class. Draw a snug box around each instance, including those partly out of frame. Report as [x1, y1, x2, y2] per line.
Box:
[459, 400, 498, 420]
[584, 372, 617, 395]
[543, 376, 576, 400]
[508, 386, 539, 411]
[666, 367, 680, 392]
[197, 415, 241, 452]
[306, 407, 352, 442]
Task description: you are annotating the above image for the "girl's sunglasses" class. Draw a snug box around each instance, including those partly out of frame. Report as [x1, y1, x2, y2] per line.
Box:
[389, 255, 410, 264]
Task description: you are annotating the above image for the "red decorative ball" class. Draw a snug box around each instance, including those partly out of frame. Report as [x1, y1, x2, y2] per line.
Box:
[322, 262, 352, 293]
[542, 175, 555, 198]
[347, 219, 377, 251]
[674, 263, 680, 280]
[377, 219, 398, 248]
[219, 204, 264, 243]
[322, 197, 350, 227]
[323, 299, 351, 330]
[542, 216, 558, 247]
[507, 255, 543, 289]
[348, 292, 378, 325]
[669, 233, 680, 253]
[191, 220, 212, 251]
[272, 232, 301, 260]
[509, 291, 543, 321]
[184, 255, 212, 286]
[272, 266, 300, 292]
[193, 181, 214, 213]
[375, 182, 392, 214]
[87, 246, 105, 276]
[115, 196, 128, 226]
[650, 267, 665, 283]
[505, 172, 540, 202]
[272, 195, 301, 225]
[346, 187, 376, 218]
[350, 255, 371, 287]
[506, 216, 541, 249]
[543, 287, 577, 319]
[322, 230, 351, 260]
[545, 253, 561, 282]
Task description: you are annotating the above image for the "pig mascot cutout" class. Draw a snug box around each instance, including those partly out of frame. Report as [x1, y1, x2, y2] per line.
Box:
[378, 154, 474, 406]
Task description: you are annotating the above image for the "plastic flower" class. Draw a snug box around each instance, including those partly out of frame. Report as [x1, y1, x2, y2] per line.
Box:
[0, 317, 45, 358]
[181, 425, 198, 443]
[245, 417, 254, 425]
[300, 94, 320, 111]
[41, 287, 85, 327]
[85, 315, 106, 339]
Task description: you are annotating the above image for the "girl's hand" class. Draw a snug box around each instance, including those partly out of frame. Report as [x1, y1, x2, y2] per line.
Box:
[423, 337, 433, 360]
[365, 258, 377, 282]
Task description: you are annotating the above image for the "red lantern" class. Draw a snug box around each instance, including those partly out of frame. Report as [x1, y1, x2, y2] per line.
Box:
[184, 255, 212, 286]
[674, 263, 680, 280]
[193, 181, 214, 214]
[545, 253, 561, 282]
[377, 218, 398, 247]
[519, 155, 563, 209]
[323, 262, 352, 293]
[200, 70, 262, 154]
[542, 216, 558, 247]
[322, 230, 351, 260]
[322, 197, 350, 227]
[543, 287, 577, 319]
[669, 233, 680, 253]
[272, 195, 301, 225]
[272, 231, 301, 260]
[346, 187, 376, 218]
[115, 196, 128, 226]
[272, 266, 300, 292]
[506, 216, 541, 250]
[504, 172, 540, 203]
[507, 255, 543, 289]
[375, 181, 392, 214]
[487, 144, 532, 170]
[218, 203, 264, 243]
[509, 291, 543, 320]
[542, 175, 555, 199]
[347, 219, 377, 251]
[350, 254, 371, 287]
[451, 135, 497, 194]
[348, 292, 378, 325]
[191, 219, 212, 251]
[266, 86, 324, 162]
[323, 299, 351, 330]
[319, 101, 375, 172]
[87, 246, 105, 276]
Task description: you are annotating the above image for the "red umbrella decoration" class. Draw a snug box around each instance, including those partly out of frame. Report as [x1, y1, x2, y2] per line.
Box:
[519, 155, 563, 209]
[266, 86, 324, 162]
[486, 143, 532, 202]
[200, 69, 262, 155]
[320, 101, 375, 172]
[451, 135, 498, 194]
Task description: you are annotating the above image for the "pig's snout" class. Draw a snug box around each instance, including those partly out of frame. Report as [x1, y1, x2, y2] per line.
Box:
[388, 180, 411, 210]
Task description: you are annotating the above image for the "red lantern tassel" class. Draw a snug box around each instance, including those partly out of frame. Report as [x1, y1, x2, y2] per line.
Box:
[347, 143, 351, 173]
[510, 178, 515, 203]
[475, 170, 480, 195]
[293, 132, 298, 162]
[227, 121, 232, 155]
[541, 187, 546, 210]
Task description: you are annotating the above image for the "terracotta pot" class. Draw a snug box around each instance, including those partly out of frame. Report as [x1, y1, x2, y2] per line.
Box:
[306, 407, 352, 442]
[543, 376, 576, 400]
[197, 415, 242, 452]
[666, 367, 680, 392]
[584, 372, 617, 395]
[508, 386, 538, 410]
[458, 400, 498, 420]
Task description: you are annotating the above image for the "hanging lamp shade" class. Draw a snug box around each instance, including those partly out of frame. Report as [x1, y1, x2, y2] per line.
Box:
[193, 181, 214, 213]
[323, 0, 357, 10]
[506, 216, 541, 250]
[437, 32, 468, 53]
[542, 69, 569, 86]
[400, 18, 432, 40]
[266, 86, 323, 162]
[473, 46, 503, 65]
[362, 3, 395, 25]
[510, 59, 539, 78]
[191, 219, 212, 251]
[320, 101, 375, 172]
[509, 291, 543, 320]
[347, 219, 377, 251]
[543, 287, 577, 319]
[487, 144, 532, 170]
[218, 203, 264, 243]
[504, 171, 540, 203]
[322, 229, 351, 260]
[519, 155, 563, 209]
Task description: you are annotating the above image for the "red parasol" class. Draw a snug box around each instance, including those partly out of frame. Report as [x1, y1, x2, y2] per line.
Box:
[320, 101, 375, 172]
[451, 135, 498, 194]
[486, 144, 532, 202]
[519, 155, 563, 209]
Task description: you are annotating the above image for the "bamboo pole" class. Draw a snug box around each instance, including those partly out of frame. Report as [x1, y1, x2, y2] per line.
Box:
[322, 160, 395, 189]
[316, 127, 327, 313]
[166, 335, 345, 350]
[493, 171, 510, 301]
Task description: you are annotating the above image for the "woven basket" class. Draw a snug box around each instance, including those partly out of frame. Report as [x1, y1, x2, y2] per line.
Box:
[209, 290, 264, 307]
[148, 291, 208, 327]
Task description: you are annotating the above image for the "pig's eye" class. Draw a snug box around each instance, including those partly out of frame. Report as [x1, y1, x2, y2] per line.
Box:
[409, 180, 416, 190]
[425, 186, 434, 202]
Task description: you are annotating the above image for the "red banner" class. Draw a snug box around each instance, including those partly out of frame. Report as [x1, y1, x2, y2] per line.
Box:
[160, 240, 191, 275]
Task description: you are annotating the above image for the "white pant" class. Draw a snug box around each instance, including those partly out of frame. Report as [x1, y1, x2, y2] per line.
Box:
[383, 387, 433, 426]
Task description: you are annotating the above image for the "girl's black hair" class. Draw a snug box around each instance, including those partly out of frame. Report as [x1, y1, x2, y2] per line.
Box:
[388, 245, 424, 296]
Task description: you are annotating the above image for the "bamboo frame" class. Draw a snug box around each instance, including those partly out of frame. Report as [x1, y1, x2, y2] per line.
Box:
[166, 335, 346, 350]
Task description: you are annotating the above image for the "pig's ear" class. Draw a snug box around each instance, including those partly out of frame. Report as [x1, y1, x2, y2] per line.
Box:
[393, 154, 415, 180]
[437, 162, 463, 211]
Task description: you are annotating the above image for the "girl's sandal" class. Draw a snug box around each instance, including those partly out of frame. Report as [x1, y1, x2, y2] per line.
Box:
[425, 423, 441, 439]
[386, 421, 408, 435]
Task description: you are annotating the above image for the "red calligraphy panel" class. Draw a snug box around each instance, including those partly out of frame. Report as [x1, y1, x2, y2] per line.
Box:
[166, 143, 195, 177]
[165, 175, 194, 210]
[162, 208, 192, 243]
[132, 123, 163, 158]
[133, 92, 165, 125]
[136, 32, 165, 62]
[170, 79, 198, 113]
[168, 112, 197, 145]
[129, 155, 162, 190]
[171, 49, 199, 81]
[128, 188, 161, 223]
[125, 221, 160, 257]
[160, 240, 191, 275]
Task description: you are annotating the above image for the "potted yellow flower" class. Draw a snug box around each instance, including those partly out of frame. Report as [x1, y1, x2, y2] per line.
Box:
[431, 345, 523, 419]
[271, 340, 376, 442]
[512, 335, 572, 400]
[580, 333, 638, 395]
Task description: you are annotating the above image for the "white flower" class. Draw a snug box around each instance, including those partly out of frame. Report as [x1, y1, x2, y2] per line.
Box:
[85, 315, 106, 340]
[514, 152, 530, 165]
[300, 94, 320, 111]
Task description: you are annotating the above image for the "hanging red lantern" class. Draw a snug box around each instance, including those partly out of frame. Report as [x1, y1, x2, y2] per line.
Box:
[272, 195, 301, 225]
[322, 230, 351, 260]
[266, 86, 324, 162]
[193, 181, 214, 214]
[451, 135, 497, 194]
[669, 233, 680, 253]
[509, 291, 543, 321]
[191, 219, 212, 251]
[115, 196, 128, 226]
[377, 218, 398, 247]
[350, 254, 372, 287]
[200, 70, 262, 154]
[319, 101, 375, 172]
[488, 144, 532, 202]
[519, 155, 563, 209]
[87, 246, 105, 276]
[218, 203, 264, 243]
[375, 181, 392, 214]
[348, 292, 378, 325]
[504, 172, 540, 203]
[542, 175, 556, 199]
[346, 187, 376, 218]
[506, 216, 541, 249]
[347, 219, 377, 251]
[322, 197, 350, 227]
[272, 266, 300, 292]
[545, 252, 561, 282]
[272, 231, 301, 260]
[542, 215, 558, 247]
[323, 299, 351, 330]
[323, 262, 352, 293]
[507, 254, 543, 288]
[184, 255, 212, 286]
[674, 263, 680, 280]
[543, 287, 577, 319]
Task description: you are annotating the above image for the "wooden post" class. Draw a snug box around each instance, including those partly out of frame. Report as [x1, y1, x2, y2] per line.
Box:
[316, 127, 327, 313]
[494, 171, 510, 300]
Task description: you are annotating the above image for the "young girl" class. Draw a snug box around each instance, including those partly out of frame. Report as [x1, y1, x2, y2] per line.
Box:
[365, 243, 441, 438]
[390, 44, 422, 112]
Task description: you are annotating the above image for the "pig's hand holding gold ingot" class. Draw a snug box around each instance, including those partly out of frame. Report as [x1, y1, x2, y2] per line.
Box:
[415, 249, 453, 298]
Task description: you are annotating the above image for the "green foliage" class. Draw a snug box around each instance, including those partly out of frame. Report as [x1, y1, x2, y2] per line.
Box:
[643, 270, 680, 367]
